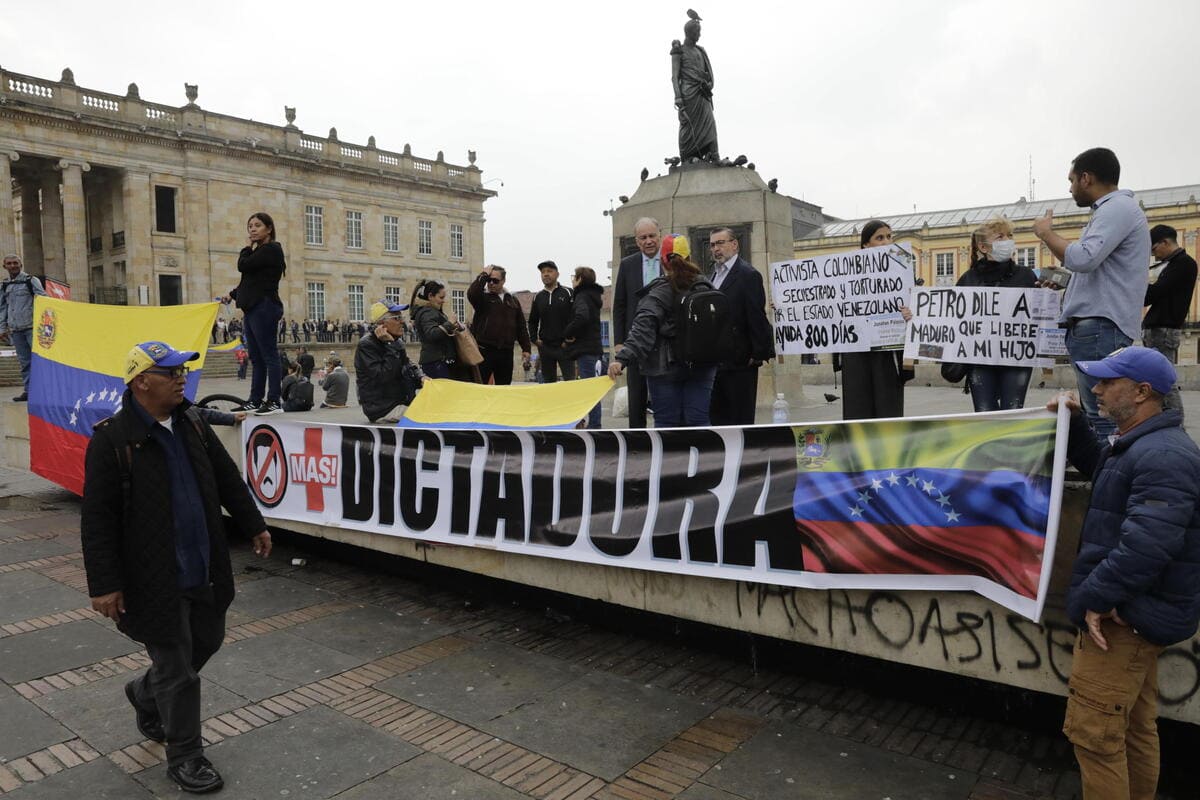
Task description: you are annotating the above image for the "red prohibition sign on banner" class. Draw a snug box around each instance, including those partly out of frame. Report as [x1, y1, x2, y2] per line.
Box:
[245, 425, 288, 507]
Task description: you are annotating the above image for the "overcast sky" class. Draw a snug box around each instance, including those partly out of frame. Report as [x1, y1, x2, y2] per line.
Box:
[4, 1, 1198, 291]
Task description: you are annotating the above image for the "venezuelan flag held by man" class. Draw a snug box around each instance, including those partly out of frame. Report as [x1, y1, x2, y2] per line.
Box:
[28, 297, 217, 494]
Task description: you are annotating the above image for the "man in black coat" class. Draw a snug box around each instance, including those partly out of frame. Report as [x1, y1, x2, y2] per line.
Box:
[82, 341, 271, 794]
[1143, 224, 1197, 415]
[468, 266, 532, 386]
[527, 260, 575, 383]
[707, 228, 775, 425]
[612, 217, 662, 428]
[356, 301, 419, 423]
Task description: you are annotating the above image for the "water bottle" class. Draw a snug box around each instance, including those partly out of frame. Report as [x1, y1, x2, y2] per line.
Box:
[772, 393, 790, 424]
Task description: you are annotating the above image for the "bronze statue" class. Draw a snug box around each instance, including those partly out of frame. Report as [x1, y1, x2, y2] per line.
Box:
[671, 10, 718, 162]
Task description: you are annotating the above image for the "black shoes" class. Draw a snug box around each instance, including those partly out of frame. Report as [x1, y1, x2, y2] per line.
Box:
[124, 680, 165, 742]
[167, 756, 224, 794]
[232, 400, 259, 412]
[253, 400, 283, 416]
[12, 393, 27, 402]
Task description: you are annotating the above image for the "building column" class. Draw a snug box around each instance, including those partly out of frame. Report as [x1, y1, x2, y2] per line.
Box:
[0, 153, 17, 257]
[19, 179, 43, 271]
[58, 160, 91, 297]
[39, 170, 65, 282]
[121, 169, 153, 304]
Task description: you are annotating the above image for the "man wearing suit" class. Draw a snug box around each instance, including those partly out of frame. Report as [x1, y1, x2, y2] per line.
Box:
[613, 217, 662, 428]
[707, 228, 775, 425]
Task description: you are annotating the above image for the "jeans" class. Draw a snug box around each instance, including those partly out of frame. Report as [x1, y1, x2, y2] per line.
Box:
[242, 299, 284, 404]
[422, 360, 451, 379]
[967, 365, 1032, 412]
[539, 344, 576, 383]
[646, 367, 717, 428]
[129, 586, 225, 768]
[1142, 327, 1183, 415]
[575, 355, 603, 429]
[1066, 317, 1131, 441]
[479, 345, 515, 385]
[10, 327, 32, 393]
[1063, 625, 1163, 800]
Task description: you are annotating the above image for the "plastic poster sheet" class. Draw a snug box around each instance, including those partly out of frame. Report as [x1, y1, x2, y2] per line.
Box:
[243, 407, 1070, 622]
[903, 286, 1063, 368]
[770, 244, 915, 354]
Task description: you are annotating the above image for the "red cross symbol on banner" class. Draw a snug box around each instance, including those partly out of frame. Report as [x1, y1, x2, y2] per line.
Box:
[288, 427, 339, 513]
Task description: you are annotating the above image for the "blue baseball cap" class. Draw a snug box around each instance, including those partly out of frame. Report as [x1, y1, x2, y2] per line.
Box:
[124, 341, 200, 383]
[370, 301, 408, 323]
[1076, 346, 1176, 395]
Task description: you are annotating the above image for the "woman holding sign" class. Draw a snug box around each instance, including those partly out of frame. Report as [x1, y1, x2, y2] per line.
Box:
[840, 221, 910, 420]
[957, 218, 1038, 411]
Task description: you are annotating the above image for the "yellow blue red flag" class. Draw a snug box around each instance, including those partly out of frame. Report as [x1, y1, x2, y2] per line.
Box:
[28, 297, 218, 494]
[208, 337, 244, 352]
[400, 376, 612, 429]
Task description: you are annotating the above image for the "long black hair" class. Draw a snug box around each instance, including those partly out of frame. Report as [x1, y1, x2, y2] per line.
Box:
[248, 211, 285, 274]
[410, 279, 445, 309]
[859, 219, 890, 248]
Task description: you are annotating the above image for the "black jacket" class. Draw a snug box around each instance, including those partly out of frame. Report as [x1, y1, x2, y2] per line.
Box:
[528, 285, 574, 346]
[355, 332, 417, 421]
[410, 300, 458, 364]
[230, 241, 285, 311]
[563, 283, 604, 357]
[81, 394, 265, 644]
[713, 256, 775, 368]
[1144, 248, 1198, 329]
[616, 277, 716, 377]
[468, 274, 532, 352]
[613, 251, 656, 344]
[956, 258, 1037, 289]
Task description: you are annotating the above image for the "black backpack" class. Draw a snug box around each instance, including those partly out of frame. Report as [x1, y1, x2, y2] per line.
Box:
[284, 378, 314, 412]
[672, 284, 733, 367]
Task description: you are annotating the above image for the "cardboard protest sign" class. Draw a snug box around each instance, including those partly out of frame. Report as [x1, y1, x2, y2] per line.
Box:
[903, 286, 1062, 367]
[770, 244, 915, 354]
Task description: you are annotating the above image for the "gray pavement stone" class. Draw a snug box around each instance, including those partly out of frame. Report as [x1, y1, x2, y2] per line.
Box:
[0, 683, 72, 762]
[376, 639, 583, 726]
[704, 722, 976, 800]
[0, 573, 89, 626]
[229, 574, 338, 618]
[135, 705, 418, 799]
[680, 783, 752, 800]
[34, 673, 245, 755]
[200, 629, 364, 701]
[289, 603, 456, 660]
[0, 620, 140, 684]
[481, 670, 713, 782]
[331, 752, 528, 800]
[4, 756, 156, 799]
[0, 537, 76, 565]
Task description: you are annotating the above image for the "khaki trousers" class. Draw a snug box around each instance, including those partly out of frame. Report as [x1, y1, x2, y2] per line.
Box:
[1062, 623, 1163, 800]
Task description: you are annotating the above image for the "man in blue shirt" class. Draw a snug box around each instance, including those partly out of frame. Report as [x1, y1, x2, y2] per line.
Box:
[82, 341, 272, 794]
[1033, 148, 1150, 441]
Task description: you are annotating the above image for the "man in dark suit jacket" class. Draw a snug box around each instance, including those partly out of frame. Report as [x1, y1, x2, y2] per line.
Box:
[613, 217, 662, 428]
[707, 227, 775, 425]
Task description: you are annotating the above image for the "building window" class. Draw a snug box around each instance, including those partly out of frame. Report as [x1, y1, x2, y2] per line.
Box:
[449, 223, 464, 259]
[600, 320, 611, 347]
[347, 284, 365, 321]
[304, 205, 323, 245]
[384, 285, 404, 307]
[154, 186, 176, 233]
[1015, 246, 1037, 269]
[451, 289, 466, 323]
[345, 210, 363, 249]
[935, 252, 955, 285]
[418, 219, 433, 256]
[307, 281, 326, 320]
[383, 215, 400, 253]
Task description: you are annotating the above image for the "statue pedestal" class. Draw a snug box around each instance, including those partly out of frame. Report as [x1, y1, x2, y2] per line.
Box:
[611, 165, 805, 413]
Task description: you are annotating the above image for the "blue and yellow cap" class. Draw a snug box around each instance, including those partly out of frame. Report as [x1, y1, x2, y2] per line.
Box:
[124, 341, 199, 384]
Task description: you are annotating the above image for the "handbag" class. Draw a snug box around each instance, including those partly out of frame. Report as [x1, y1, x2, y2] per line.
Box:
[453, 328, 485, 366]
[940, 361, 968, 384]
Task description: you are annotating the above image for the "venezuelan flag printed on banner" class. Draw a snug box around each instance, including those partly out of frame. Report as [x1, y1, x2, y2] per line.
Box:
[399, 376, 613, 429]
[28, 297, 218, 494]
[793, 411, 1057, 602]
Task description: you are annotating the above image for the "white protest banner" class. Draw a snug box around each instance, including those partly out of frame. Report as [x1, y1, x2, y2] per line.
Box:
[770, 244, 915, 354]
[903, 286, 1062, 367]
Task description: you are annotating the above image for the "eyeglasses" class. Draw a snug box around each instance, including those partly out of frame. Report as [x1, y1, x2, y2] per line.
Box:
[487, 278, 502, 285]
[709, 239, 734, 247]
[143, 366, 189, 379]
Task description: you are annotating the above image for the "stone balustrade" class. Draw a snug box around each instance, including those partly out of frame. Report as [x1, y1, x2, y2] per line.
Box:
[0, 66, 483, 190]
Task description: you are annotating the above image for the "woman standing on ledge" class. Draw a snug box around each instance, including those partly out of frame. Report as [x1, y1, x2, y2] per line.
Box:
[221, 212, 286, 415]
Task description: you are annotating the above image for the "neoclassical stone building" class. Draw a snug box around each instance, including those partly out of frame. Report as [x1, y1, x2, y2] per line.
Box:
[0, 66, 494, 322]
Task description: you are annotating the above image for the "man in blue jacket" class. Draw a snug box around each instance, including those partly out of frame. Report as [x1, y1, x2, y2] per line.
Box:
[0, 254, 48, 401]
[1047, 346, 1200, 800]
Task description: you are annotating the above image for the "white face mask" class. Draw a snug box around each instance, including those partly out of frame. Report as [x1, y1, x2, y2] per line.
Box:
[987, 239, 1016, 262]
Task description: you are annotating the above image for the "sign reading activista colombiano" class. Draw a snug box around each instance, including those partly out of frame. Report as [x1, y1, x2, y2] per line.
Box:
[244, 411, 1068, 622]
